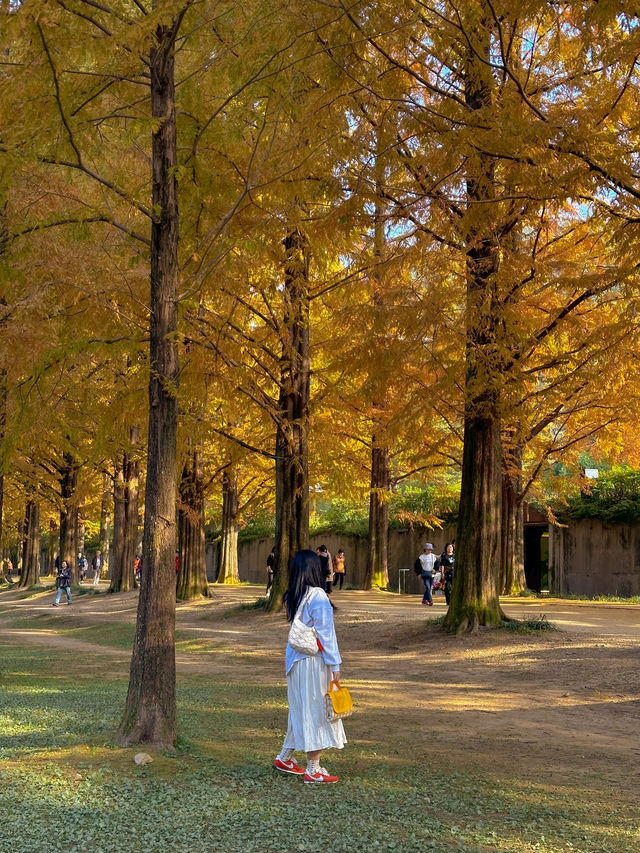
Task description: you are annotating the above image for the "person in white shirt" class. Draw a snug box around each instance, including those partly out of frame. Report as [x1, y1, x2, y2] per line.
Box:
[419, 543, 438, 606]
[92, 550, 103, 585]
[273, 550, 347, 784]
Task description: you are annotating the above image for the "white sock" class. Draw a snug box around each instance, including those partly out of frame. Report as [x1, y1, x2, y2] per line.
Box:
[307, 759, 321, 775]
[278, 748, 294, 762]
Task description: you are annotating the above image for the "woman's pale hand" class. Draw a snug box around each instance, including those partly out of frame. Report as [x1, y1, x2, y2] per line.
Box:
[332, 670, 340, 682]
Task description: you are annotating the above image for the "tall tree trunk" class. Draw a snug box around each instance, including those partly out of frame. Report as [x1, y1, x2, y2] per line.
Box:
[364, 131, 390, 591]
[501, 443, 526, 594]
[111, 435, 140, 593]
[177, 447, 210, 598]
[0, 368, 6, 558]
[48, 519, 57, 575]
[99, 472, 111, 577]
[364, 441, 390, 589]
[121, 448, 139, 591]
[217, 465, 240, 584]
[444, 13, 505, 632]
[0, 200, 6, 555]
[110, 461, 126, 590]
[76, 501, 85, 561]
[269, 227, 311, 611]
[118, 20, 179, 749]
[19, 499, 40, 587]
[59, 452, 78, 581]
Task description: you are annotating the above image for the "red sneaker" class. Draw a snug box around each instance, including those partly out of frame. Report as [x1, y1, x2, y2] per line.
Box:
[273, 757, 305, 775]
[303, 767, 339, 784]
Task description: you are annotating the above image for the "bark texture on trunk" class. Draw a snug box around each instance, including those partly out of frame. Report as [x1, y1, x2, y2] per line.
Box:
[111, 462, 126, 589]
[48, 519, 57, 575]
[364, 441, 390, 590]
[75, 503, 85, 563]
[59, 453, 78, 581]
[18, 499, 40, 587]
[217, 466, 240, 584]
[501, 444, 526, 594]
[446, 415, 503, 631]
[176, 447, 210, 599]
[118, 22, 179, 749]
[444, 15, 504, 632]
[363, 133, 391, 592]
[269, 227, 310, 611]
[99, 472, 111, 576]
[110, 437, 139, 593]
[0, 369, 6, 557]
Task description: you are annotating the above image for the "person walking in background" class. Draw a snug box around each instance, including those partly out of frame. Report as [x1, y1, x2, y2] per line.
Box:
[78, 552, 88, 583]
[419, 543, 438, 606]
[439, 542, 456, 605]
[273, 549, 346, 784]
[53, 560, 72, 606]
[332, 549, 346, 590]
[316, 544, 333, 594]
[266, 547, 275, 596]
[92, 550, 103, 585]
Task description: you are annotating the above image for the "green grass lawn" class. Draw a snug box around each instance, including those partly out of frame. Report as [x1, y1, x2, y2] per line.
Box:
[0, 642, 637, 853]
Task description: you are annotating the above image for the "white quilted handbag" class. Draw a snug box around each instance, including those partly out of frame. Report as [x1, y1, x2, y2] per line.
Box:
[287, 591, 319, 655]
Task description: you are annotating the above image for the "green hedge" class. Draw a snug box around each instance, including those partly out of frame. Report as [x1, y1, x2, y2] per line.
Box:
[562, 466, 640, 524]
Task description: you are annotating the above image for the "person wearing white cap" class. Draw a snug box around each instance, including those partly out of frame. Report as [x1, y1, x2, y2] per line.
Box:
[418, 543, 438, 606]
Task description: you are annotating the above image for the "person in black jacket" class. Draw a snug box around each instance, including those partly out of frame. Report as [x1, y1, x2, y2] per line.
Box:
[53, 560, 72, 606]
[266, 548, 275, 596]
[316, 545, 333, 594]
[438, 543, 455, 605]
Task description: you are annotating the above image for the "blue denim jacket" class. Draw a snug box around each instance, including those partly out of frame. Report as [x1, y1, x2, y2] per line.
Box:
[285, 586, 341, 675]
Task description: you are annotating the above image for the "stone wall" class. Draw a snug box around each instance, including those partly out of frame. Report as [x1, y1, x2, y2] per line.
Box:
[206, 526, 457, 593]
[550, 520, 640, 597]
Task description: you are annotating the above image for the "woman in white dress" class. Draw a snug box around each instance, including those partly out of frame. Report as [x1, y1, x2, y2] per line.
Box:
[273, 549, 347, 783]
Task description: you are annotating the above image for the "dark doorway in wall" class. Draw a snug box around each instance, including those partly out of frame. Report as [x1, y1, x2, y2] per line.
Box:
[523, 525, 549, 591]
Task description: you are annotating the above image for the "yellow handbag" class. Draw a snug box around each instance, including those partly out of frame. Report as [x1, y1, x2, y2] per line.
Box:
[325, 680, 354, 721]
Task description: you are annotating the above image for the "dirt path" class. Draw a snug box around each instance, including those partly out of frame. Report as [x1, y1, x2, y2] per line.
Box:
[2, 583, 638, 804]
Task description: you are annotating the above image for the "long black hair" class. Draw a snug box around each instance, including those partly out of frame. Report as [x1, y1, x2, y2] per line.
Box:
[284, 549, 327, 622]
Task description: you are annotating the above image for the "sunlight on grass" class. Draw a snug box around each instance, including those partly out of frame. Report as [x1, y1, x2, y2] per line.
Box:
[1, 590, 638, 853]
[0, 642, 637, 853]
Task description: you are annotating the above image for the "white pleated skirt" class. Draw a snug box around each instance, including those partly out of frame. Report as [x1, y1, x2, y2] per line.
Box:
[282, 655, 347, 752]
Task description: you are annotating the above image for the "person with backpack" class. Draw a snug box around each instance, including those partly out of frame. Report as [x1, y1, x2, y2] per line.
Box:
[53, 560, 72, 606]
[316, 544, 333, 594]
[417, 543, 438, 606]
[439, 542, 456, 605]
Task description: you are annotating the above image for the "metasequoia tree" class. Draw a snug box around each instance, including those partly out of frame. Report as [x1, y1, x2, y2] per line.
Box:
[118, 6, 181, 748]
[98, 472, 111, 576]
[216, 464, 239, 584]
[110, 427, 140, 592]
[271, 225, 312, 602]
[180, 35, 359, 608]
[18, 496, 41, 586]
[310, 79, 459, 586]
[334, 0, 640, 629]
[4, 0, 183, 745]
[176, 445, 209, 598]
[6, 0, 355, 738]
